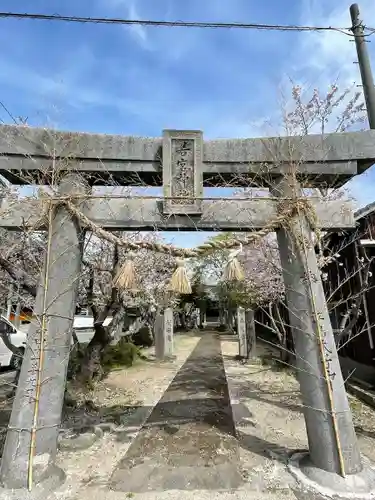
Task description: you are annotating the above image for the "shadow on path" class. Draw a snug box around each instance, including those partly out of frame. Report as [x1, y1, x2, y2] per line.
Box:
[110, 332, 244, 492]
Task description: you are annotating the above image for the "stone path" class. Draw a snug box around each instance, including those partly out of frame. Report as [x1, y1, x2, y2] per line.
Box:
[110, 332, 243, 492]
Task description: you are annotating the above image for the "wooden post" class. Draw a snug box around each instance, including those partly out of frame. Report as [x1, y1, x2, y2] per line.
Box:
[272, 176, 362, 475]
[0, 174, 86, 489]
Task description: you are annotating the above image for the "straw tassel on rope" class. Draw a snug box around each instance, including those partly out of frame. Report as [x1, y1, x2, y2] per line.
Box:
[168, 258, 192, 294]
[112, 251, 137, 290]
[223, 244, 244, 282]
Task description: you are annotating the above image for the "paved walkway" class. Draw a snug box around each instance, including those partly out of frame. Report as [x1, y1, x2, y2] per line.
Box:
[110, 332, 243, 492]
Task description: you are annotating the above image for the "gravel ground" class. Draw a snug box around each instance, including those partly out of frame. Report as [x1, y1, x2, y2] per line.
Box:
[222, 338, 375, 498]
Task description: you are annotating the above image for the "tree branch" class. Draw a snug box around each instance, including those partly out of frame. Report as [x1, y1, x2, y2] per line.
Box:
[0, 256, 37, 298]
[86, 263, 98, 320]
[335, 256, 374, 344]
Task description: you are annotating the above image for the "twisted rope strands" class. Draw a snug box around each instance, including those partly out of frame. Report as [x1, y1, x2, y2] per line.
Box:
[62, 198, 304, 258]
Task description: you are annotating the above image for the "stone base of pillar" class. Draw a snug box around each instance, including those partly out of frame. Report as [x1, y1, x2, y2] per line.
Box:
[0, 462, 65, 496]
[157, 354, 177, 363]
[289, 451, 375, 499]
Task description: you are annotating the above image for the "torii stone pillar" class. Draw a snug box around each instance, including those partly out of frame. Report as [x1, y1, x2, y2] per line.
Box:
[0, 174, 86, 489]
[272, 176, 362, 476]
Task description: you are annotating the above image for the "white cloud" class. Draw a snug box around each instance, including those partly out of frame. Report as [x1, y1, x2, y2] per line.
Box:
[103, 0, 151, 50]
[296, 0, 375, 89]
[125, 0, 150, 48]
[284, 0, 375, 208]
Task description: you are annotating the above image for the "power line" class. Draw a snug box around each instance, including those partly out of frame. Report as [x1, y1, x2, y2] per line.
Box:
[0, 11, 372, 35]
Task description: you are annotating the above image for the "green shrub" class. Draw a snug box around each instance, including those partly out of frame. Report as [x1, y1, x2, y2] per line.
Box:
[102, 338, 141, 372]
[67, 339, 142, 381]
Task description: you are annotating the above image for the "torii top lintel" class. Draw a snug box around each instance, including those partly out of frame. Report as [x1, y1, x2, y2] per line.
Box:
[0, 125, 374, 189]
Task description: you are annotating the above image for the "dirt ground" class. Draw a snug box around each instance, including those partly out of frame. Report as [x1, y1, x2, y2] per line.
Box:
[1, 331, 375, 500]
[221, 338, 375, 496]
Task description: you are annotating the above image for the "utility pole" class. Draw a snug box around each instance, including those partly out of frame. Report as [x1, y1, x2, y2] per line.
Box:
[350, 4, 375, 129]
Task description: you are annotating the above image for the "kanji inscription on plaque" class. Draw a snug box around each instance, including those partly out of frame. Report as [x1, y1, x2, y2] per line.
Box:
[237, 307, 247, 358]
[162, 130, 203, 215]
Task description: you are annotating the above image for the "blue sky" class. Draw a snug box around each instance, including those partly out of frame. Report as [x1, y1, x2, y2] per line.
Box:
[1, 0, 375, 248]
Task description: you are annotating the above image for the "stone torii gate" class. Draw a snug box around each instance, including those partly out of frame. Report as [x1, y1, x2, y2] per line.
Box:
[0, 125, 374, 491]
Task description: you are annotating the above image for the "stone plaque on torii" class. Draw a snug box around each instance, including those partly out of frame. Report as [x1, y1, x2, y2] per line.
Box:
[0, 124, 375, 489]
[162, 129, 203, 215]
